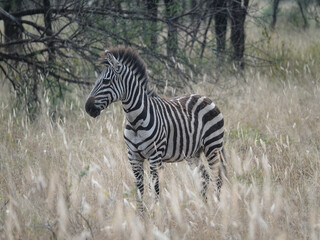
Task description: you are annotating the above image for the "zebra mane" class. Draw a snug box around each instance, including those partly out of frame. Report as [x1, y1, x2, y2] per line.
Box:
[100, 47, 147, 79]
[100, 47, 157, 97]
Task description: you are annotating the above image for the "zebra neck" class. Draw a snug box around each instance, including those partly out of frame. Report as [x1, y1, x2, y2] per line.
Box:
[122, 88, 155, 128]
[121, 67, 158, 126]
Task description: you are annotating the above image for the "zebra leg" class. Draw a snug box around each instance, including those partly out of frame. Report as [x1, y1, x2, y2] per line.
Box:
[205, 148, 226, 200]
[219, 147, 227, 191]
[129, 158, 145, 211]
[186, 156, 209, 201]
[199, 164, 210, 201]
[150, 165, 159, 200]
[149, 157, 162, 200]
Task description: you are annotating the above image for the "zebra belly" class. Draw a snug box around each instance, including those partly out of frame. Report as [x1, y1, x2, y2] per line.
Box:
[159, 117, 202, 162]
[124, 127, 197, 161]
[161, 133, 201, 162]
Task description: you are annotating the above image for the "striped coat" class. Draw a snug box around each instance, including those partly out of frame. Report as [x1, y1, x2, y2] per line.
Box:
[85, 47, 226, 209]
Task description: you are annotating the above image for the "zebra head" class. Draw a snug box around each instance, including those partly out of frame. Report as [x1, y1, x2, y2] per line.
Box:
[85, 51, 123, 118]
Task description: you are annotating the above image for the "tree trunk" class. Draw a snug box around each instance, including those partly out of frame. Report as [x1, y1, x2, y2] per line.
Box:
[200, 9, 213, 59]
[145, 0, 159, 48]
[271, 0, 281, 29]
[229, 0, 249, 69]
[190, 0, 198, 23]
[43, 0, 55, 61]
[213, 0, 228, 58]
[164, 0, 179, 57]
[297, 0, 309, 29]
[200, 1, 213, 58]
[3, 0, 23, 54]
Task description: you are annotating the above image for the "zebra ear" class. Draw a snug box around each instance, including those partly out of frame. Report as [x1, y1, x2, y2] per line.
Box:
[104, 50, 121, 73]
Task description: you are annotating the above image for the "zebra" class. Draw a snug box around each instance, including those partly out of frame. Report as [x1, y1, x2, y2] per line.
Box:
[85, 47, 226, 209]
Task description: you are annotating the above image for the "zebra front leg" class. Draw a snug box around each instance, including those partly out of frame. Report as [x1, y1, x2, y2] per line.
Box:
[149, 157, 162, 201]
[129, 159, 145, 211]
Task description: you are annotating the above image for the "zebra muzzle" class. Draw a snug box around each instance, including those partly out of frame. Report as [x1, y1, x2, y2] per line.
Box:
[85, 96, 101, 118]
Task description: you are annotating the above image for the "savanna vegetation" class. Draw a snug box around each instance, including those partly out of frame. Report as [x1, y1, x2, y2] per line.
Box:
[0, 0, 320, 239]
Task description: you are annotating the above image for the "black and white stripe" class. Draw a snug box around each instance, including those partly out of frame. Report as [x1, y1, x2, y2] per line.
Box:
[85, 47, 226, 208]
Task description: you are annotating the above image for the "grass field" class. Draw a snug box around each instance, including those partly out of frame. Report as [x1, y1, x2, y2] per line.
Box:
[1, 14, 320, 240]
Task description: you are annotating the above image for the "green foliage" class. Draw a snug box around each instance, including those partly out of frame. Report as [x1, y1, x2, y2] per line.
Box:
[165, 0, 183, 17]
[286, 6, 307, 28]
[260, 4, 277, 21]
[249, 20, 320, 82]
[228, 123, 270, 145]
[261, 0, 318, 29]
[44, 78, 69, 104]
[79, 165, 90, 178]
[270, 40, 320, 80]
[13, 76, 72, 121]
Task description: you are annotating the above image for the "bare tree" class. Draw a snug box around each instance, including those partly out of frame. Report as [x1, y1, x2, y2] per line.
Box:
[297, 0, 309, 28]
[0, 0, 254, 117]
[213, 0, 228, 58]
[164, 0, 179, 57]
[2, 0, 23, 53]
[145, 0, 159, 48]
[271, 0, 281, 29]
[43, 0, 54, 61]
[229, 0, 249, 69]
[190, 0, 198, 23]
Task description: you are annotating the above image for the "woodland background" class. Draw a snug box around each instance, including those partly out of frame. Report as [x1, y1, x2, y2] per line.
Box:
[0, 0, 320, 239]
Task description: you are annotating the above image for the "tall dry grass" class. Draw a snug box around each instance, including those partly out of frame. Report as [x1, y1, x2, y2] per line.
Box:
[1, 31, 320, 240]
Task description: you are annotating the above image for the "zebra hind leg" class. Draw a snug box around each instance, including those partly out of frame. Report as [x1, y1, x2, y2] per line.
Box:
[218, 147, 227, 193]
[205, 148, 226, 201]
[199, 164, 210, 201]
[186, 154, 209, 201]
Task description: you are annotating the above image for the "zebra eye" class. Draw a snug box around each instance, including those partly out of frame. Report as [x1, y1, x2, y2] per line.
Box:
[102, 78, 110, 85]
